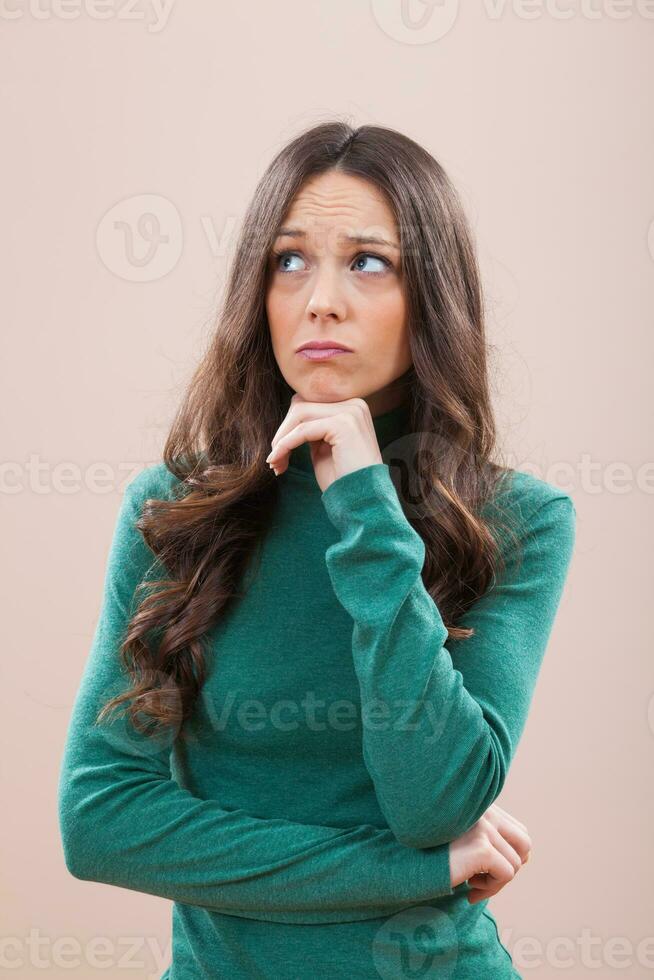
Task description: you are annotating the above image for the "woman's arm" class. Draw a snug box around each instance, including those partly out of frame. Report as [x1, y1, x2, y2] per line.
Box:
[320, 463, 576, 850]
[57, 466, 455, 925]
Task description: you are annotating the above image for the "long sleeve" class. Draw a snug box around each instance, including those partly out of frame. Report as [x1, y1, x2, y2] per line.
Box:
[57, 466, 454, 925]
[320, 463, 576, 850]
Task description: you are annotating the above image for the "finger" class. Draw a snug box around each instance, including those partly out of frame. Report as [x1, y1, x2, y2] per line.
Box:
[267, 418, 336, 471]
[467, 880, 494, 903]
[486, 802, 529, 835]
[467, 872, 496, 889]
[484, 808, 532, 864]
[484, 803, 531, 864]
[467, 883, 502, 904]
[472, 840, 516, 895]
[270, 402, 311, 452]
[466, 870, 516, 903]
[486, 821, 523, 875]
[271, 395, 348, 449]
[466, 851, 516, 904]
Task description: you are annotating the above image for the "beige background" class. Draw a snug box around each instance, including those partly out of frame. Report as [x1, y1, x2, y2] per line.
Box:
[2, 2, 653, 978]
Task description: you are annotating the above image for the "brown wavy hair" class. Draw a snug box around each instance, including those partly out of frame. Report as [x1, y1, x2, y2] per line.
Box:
[96, 119, 521, 740]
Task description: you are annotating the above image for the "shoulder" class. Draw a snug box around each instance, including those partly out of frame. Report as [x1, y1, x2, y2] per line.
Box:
[487, 468, 577, 560]
[123, 461, 185, 507]
[108, 462, 186, 569]
[492, 467, 576, 519]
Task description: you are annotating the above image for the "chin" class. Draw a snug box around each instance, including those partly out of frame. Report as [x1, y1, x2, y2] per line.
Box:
[301, 381, 359, 405]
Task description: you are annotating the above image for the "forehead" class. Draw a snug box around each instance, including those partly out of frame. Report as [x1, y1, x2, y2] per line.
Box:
[282, 171, 398, 239]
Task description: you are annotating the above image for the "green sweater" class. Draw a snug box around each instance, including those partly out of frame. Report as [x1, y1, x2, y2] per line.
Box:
[57, 401, 576, 979]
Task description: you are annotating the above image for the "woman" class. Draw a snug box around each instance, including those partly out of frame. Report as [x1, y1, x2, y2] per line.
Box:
[58, 122, 576, 979]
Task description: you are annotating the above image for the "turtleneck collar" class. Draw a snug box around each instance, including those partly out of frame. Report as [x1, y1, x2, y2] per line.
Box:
[286, 399, 412, 476]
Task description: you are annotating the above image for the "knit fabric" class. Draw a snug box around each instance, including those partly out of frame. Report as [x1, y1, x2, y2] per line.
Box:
[58, 401, 575, 978]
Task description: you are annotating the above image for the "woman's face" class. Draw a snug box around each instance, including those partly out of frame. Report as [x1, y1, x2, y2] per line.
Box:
[265, 170, 412, 416]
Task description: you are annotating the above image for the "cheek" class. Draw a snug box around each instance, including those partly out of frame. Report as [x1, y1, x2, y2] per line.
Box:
[267, 285, 299, 329]
[367, 291, 408, 350]
[372, 308, 411, 375]
[265, 288, 290, 352]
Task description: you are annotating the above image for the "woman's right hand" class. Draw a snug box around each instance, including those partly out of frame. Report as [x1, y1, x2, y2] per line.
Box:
[449, 802, 532, 904]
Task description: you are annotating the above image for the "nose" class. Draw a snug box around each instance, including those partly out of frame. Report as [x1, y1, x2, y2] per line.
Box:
[306, 262, 346, 321]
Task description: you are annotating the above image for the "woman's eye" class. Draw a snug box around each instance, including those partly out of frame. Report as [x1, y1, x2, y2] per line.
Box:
[352, 253, 390, 275]
[273, 251, 306, 273]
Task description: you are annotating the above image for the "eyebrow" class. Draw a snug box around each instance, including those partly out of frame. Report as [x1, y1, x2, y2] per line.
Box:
[275, 227, 400, 251]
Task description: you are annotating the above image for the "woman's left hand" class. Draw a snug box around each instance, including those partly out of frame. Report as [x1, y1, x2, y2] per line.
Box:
[266, 393, 383, 492]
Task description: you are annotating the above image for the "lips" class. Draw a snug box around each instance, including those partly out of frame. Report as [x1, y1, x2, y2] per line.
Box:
[296, 340, 352, 352]
[297, 348, 351, 361]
